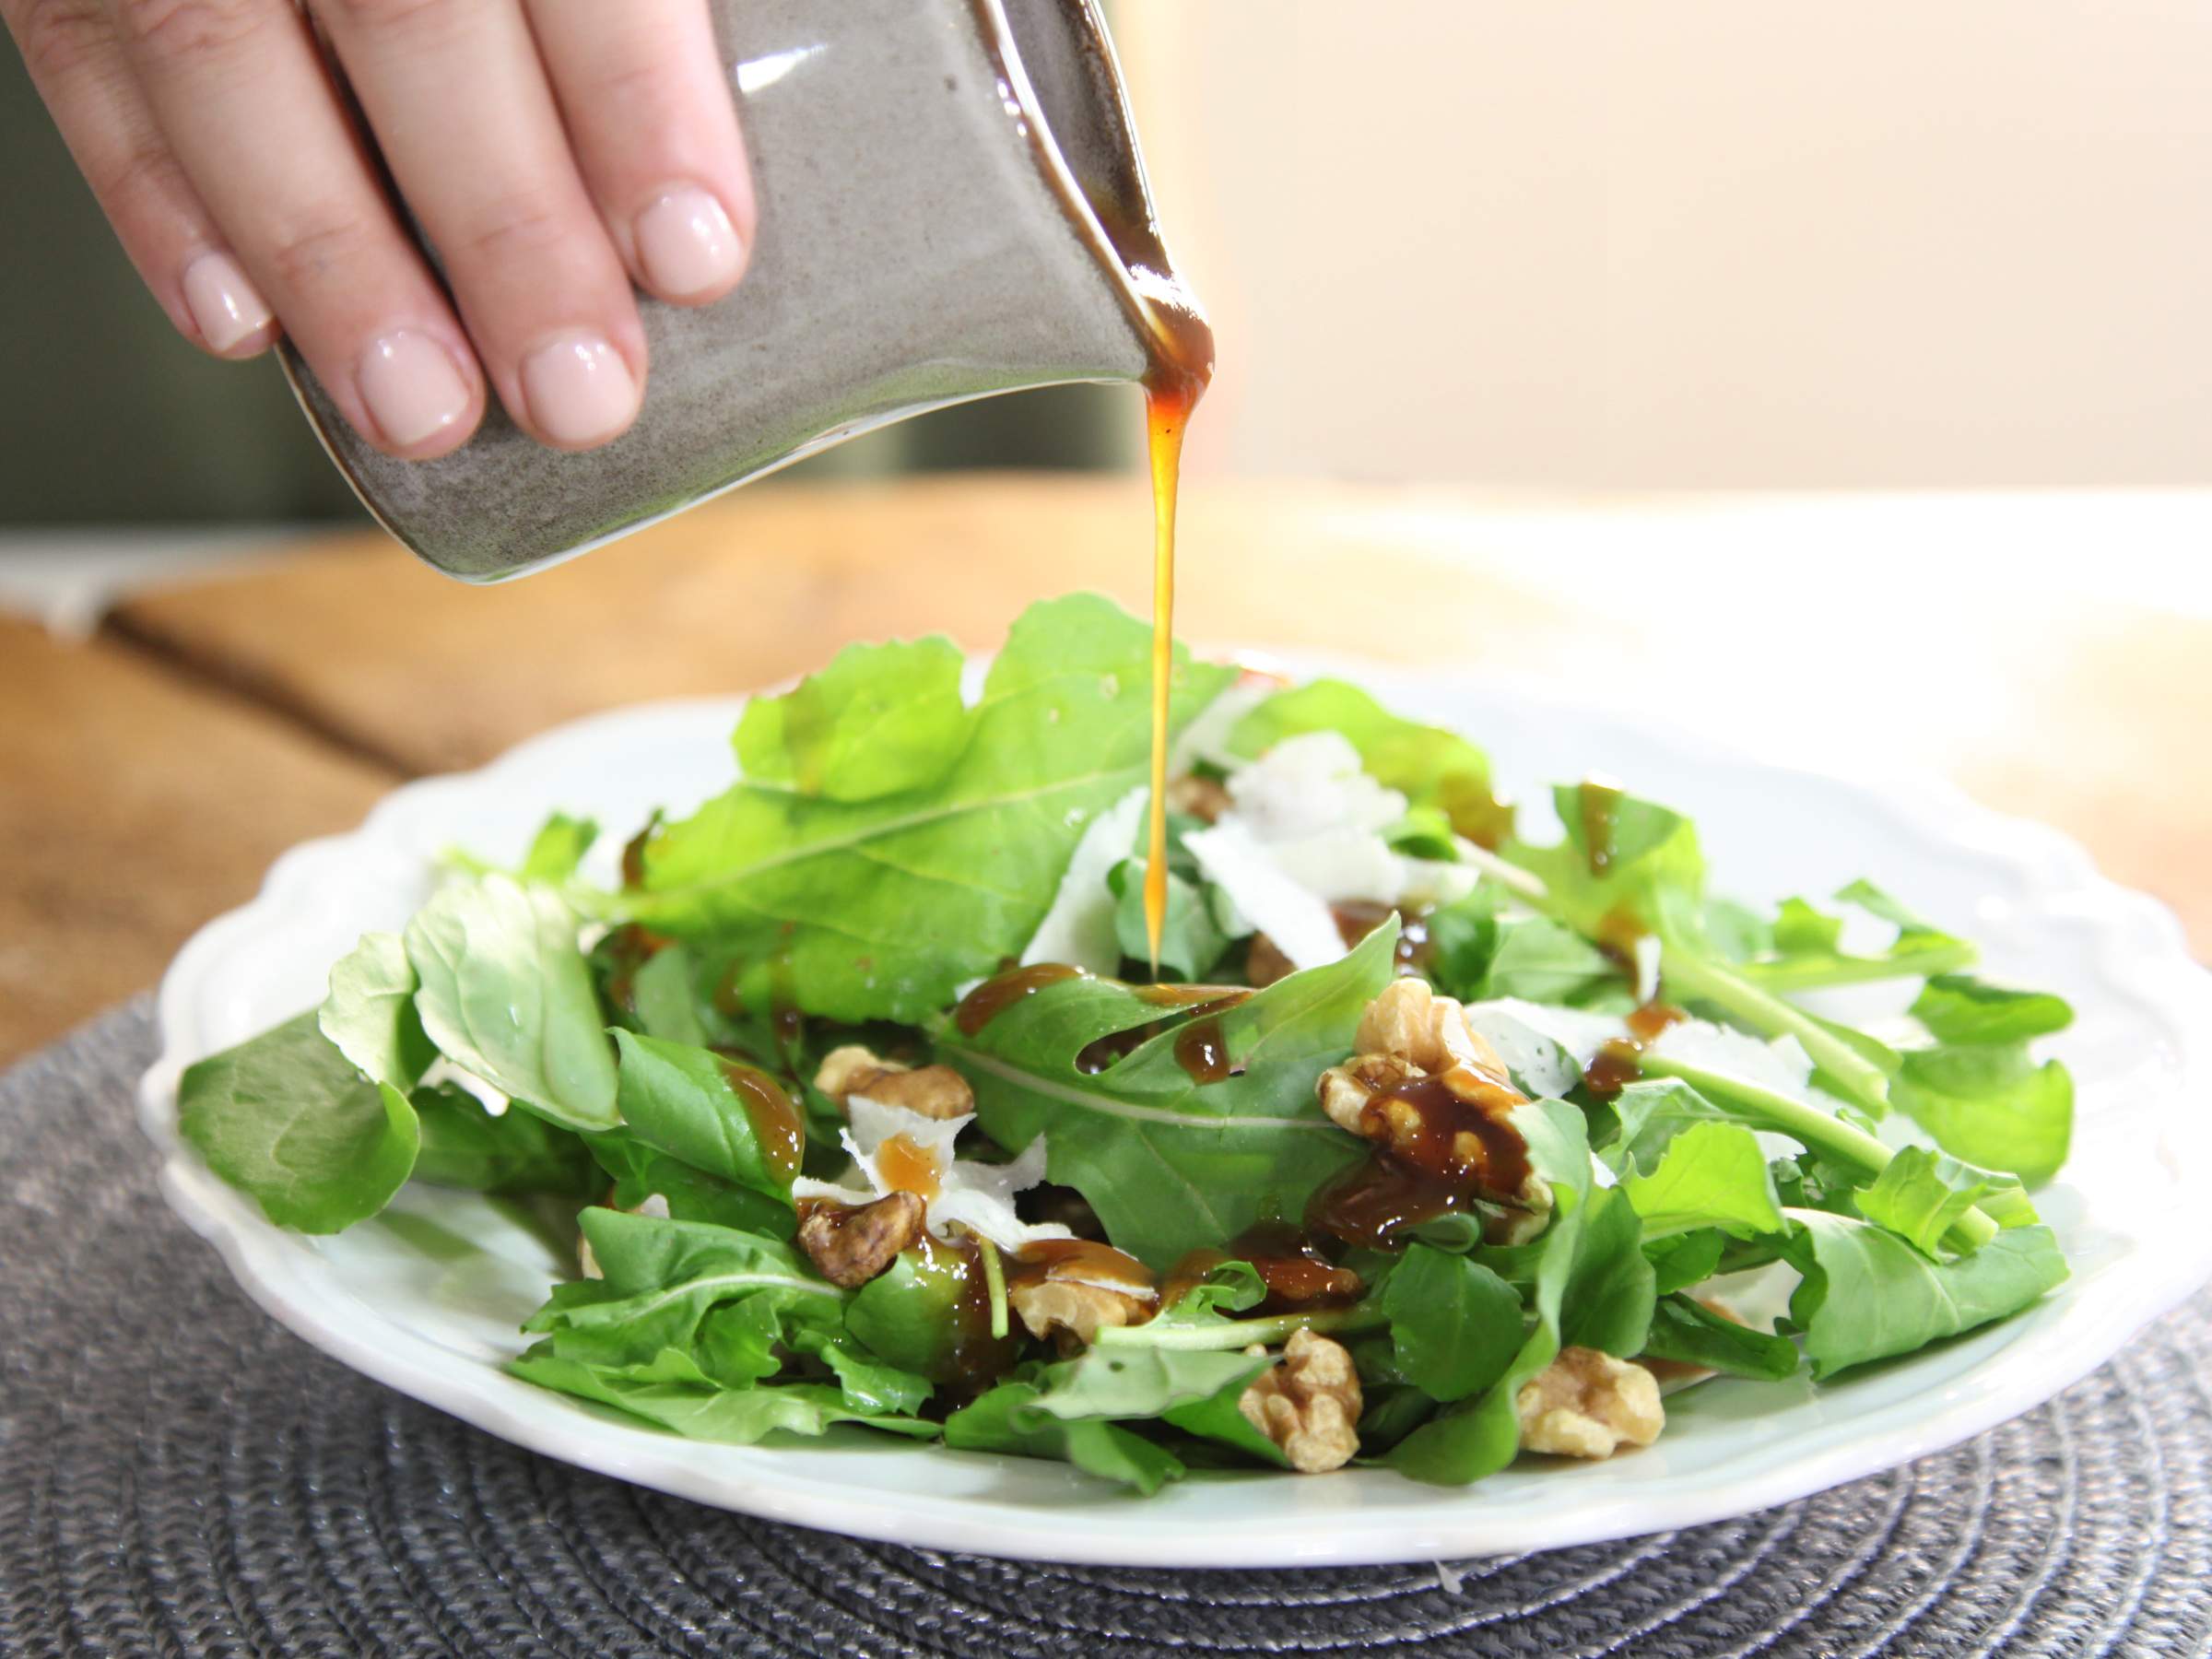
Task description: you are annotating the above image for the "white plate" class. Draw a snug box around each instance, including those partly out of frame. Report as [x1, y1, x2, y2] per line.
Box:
[139, 667, 2212, 1567]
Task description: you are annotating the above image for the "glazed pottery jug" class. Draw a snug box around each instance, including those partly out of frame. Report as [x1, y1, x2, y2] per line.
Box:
[283, 0, 1202, 581]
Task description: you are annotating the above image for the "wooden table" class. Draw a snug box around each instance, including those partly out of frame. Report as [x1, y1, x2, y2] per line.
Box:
[7, 475, 2209, 1065]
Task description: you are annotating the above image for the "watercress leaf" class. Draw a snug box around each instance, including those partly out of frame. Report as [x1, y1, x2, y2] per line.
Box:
[1640, 1293, 1801, 1382]
[629, 595, 1235, 1023]
[1159, 1257, 1268, 1321]
[942, 1382, 1184, 1493]
[179, 1012, 421, 1232]
[319, 931, 435, 1090]
[1911, 974, 2075, 1046]
[1424, 900, 1619, 1008]
[611, 1030, 801, 1201]
[1159, 1376, 1293, 1467]
[1378, 1244, 1524, 1403]
[510, 1353, 935, 1445]
[1644, 1228, 1728, 1294]
[1226, 677, 1507, 843]
[1892, 1042, 2073, 1186]
[520, 812, 600, 883]
[1621, 1121, 1785, 1241]
[405, 874, 618, 1131]
[410, 1082, 600, 1196]
[622, 942, 711, 1045]
[1783, 1210, 2068, 1378]
[585, 1130, 797, 1239]
[735, 635, 971, 802]
[1850, 1145, 2033, 1255]
[1385, 806, 1460, 861]
[947, 924, 1393, 1268]
[1109, 858, 1229, 981]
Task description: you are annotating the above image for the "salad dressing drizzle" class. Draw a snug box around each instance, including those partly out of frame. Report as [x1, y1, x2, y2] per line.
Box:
[714, 1058, 804, 1182]
[953, 962, 1088, 1035]
[1581, 1001, 1687, 1100]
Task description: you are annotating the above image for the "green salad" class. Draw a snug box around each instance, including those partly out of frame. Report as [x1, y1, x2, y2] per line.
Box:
[178, 594, 2075, 1491]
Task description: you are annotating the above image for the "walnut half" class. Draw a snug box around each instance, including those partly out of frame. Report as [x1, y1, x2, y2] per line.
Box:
[1009, 1280, 1149, 1347]
[1355, 978, 1512, 1086]
[813, 1045, 974, 1120]
[1239, 1329, 1363, 1473]
[1515, 1346, 1665, 1459]
[796, 1192, 925, 1288]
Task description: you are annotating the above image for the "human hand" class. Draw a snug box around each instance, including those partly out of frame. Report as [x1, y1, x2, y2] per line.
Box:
[5, 0, 755, 456]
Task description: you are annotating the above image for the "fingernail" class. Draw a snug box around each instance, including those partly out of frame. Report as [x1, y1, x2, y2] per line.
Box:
[520, 331, 640, 447]
[633, 186, 742, 299]
[182, 251, 271, 352]
[358, 330, 474, 449]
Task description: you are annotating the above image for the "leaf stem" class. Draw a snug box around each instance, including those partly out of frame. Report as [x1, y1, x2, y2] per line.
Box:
[1637, 1053, 1997, 1251]
[978, 1235, 1009, 1340]
[1656, 949, 1894, 1116]
[1093, 1303, 1387, 1353]
[1732, 943, 1978, 994]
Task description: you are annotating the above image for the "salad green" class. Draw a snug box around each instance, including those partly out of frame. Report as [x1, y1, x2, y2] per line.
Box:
[177, 594, 2076, 1492]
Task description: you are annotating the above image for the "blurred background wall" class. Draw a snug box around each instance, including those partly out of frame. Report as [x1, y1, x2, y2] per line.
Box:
[7, 0, 2212, 524]
[1113, 0, 2212, 488]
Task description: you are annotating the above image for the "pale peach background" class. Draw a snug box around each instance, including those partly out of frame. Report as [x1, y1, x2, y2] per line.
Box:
[1113, 1, 2212, 488]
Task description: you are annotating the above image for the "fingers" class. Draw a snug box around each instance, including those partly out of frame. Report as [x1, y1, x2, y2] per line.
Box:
[4, 0, 274, 357]
[524, 0, 755, 305]
[311, 0, 645, 451]
[115, 0, 485, 457]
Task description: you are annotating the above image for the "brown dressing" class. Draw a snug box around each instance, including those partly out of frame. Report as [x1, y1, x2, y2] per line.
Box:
[1171, 1017, 1235, 1084]
[952, 962, 1088, 1036]
[1007, 1237, 1157, 1299]
[1223, 1223, 1363, 1309]
[1582, 1002, 1687, 1100]
[875, 1132, 941, 1200]
[599, 922, 670, 1017]
[715, 1058, 804, 1182]
[1307, 1070, 1535, 1251]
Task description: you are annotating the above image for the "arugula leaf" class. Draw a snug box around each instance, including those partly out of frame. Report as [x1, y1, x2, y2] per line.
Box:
[524, 1210, 845, 1378]
[520, 812, 600, 883]
[410, 1083, 600, 1196]
[942, 1381, 1184, 1493]
[510, 1354, 935, 1445]
[628, 595, 1235, 1023]
[1783, 1210, 2068, 1377]
[947, 924, 1392, 1267]
[622, 945, 711, 1045]
[1851, 1146, 2034, 1256]
[844, 1245, 1004, 1382]
[179, 1012, 421, 1233]
[611, 1030, 801, 1202]
[319, 932, 436, 1090]
[1911, 974, 2074, 1045]
[1226, 677, 1507, 843]
[1026, 1346, 1273, 1423]
[734, 636, 971, 802]
[585, 1130, 796, 1239]
[1378, 1244, 1524, 1403]
[1620, 1121, 1785, 1241]
[1892, 1041, 2073, 1187]
[1387, 1106, 1656, 1485]
[1640, 1293, 1801, 1382]
[1644, 1228, 1729, 1294]
[405, 874, 618, 1131]
[787, 1329, 935, 1416]
[1424, 901, 1621, 1008]
[1732, 883, 1979, 993]
[1109, 857, 1228, 981]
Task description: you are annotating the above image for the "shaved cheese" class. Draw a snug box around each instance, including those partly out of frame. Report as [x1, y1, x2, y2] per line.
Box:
[1184, 820, 1346, 971]
[1020, 784, 1147, 971]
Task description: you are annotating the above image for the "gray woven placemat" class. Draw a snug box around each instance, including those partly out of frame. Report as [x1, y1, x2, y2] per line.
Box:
[5, 1002, 2209, 1657]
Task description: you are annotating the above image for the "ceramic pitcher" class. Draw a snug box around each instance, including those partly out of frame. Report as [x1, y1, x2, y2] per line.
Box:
[282, 0, 1203, 582]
